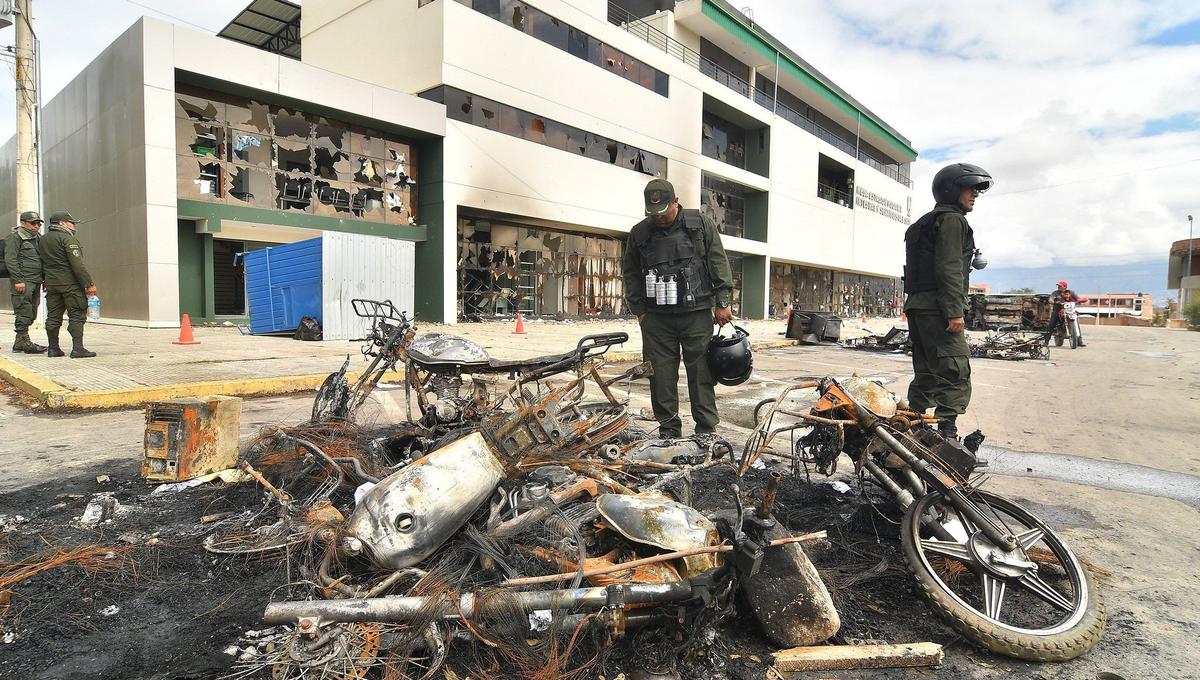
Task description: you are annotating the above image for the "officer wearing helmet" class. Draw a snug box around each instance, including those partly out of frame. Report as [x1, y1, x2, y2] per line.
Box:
[622, 178, 735, 438]
[902, 163, 993, 439]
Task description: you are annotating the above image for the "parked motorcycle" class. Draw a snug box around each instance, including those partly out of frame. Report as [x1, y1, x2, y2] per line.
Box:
[742, 378, 1104, 661]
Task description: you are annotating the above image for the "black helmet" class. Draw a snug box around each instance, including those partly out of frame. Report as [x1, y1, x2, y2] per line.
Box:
[932, 163, 993, 204]
[708, 325, 753, 386]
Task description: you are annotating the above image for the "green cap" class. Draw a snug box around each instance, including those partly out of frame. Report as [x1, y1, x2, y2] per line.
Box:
[644, 178, 676, 216]
[19, 210, 43, 223]
[49, 211, 78, 224]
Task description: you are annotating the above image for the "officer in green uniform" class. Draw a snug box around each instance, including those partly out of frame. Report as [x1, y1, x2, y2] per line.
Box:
[38, 211, 97, 358]
[902, 163, 992, 439]
[4, 210, 47, 353]
[621, 179, 735, 438]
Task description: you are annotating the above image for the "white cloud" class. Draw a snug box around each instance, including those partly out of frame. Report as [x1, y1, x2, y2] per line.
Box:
[742, 0, 1200, 267]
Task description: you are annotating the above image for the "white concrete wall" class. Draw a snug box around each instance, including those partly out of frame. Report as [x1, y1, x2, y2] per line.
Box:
[300, 0, 914, 321]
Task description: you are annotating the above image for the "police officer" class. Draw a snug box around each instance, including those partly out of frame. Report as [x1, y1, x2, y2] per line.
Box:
[4, 211, 48, 353]
[622, 179, 735, 438]
[902, 163, 993, 439]
[38, 211, 97, 358]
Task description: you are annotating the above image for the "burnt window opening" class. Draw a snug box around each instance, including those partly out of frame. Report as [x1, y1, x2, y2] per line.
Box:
[175, 83, 417, 224]
[458, 216, 625, 319]
[701, 173, 748, 239]
[456, 0, 668, 97]
[769, 262, 900, 318]
[424, 86, 665, 178]
[701, 112, 747, 169]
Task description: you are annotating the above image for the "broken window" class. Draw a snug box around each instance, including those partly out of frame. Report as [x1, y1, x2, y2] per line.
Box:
[175, 84, 417, 223]
[458, 216, 625, 319]
[701, 173, 747, 238]
[701, 112, 747, 169]
[769, 262, 899, 318]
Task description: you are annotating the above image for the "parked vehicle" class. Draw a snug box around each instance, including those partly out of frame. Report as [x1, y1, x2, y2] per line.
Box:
[1053, 300, 1081, 349]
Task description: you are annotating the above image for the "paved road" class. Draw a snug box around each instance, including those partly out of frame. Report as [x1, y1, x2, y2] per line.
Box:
[1, 323, 1197, 679]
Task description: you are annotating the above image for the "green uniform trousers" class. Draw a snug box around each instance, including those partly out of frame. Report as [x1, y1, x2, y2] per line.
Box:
[45, 287, 88, 340]
[906, 310, 972, 419]
[9, 283, 41, 335]
[640, 308, 719, 437]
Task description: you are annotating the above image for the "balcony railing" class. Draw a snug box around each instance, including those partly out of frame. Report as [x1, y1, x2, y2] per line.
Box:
[607, 1, 912, 188]
[817, 182, 852, 207]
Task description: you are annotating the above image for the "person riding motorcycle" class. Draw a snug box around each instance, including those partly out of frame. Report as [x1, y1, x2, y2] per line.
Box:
[1045, 281, 1088, 347]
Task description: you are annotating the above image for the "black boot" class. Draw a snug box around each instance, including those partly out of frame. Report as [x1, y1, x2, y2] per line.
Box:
[12, 332, 47, 354]
[938, 416, 958, 440]
[70, 334, 97, 359]
[46, 331, 65, 357]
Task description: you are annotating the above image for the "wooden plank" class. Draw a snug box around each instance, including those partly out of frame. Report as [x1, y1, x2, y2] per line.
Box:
[772, 642, 944, 672]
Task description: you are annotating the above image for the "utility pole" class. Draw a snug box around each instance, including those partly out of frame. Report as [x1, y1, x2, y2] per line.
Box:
[14, 0, 38, 216]
[1186, 214, 1195, 319]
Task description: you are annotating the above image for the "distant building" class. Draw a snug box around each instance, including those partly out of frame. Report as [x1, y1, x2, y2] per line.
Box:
[1168, 237, 1200, 320]
[969, 282, 992, 295]
[1075, 292, 1153, 321]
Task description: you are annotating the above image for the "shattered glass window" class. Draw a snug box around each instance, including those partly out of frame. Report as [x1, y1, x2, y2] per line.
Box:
[175, 84, 417, 223]
[768, 262, 900, 318]
[428, 86, 663, 177]
[701, 112, 747, 169]
[458, 216, 625, 319]
[701, 172, 747, 239]
[459, 0, 668, 97]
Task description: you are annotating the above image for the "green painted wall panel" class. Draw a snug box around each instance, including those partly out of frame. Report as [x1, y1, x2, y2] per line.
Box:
[176, 220, 207, 321]
[414, 138, 447, 322]
[742, 254, 767, 319]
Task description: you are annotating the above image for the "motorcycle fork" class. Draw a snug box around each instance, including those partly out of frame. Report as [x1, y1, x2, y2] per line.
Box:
[870, 425, 1018, 551]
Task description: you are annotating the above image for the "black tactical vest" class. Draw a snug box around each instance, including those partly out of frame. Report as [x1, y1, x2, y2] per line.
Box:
[632, 209, 714, 310]
[903, 205, 975, 295]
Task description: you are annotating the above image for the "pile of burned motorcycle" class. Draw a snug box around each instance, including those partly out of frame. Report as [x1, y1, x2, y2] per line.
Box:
[842, 326, 1049, 361]
[212, 299, 1102, 679]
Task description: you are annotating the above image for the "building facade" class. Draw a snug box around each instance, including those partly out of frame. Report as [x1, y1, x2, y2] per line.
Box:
[2, 0, 916, 326]
[1075, 293, 1153, 321]
[1168, 237, 1199, 321]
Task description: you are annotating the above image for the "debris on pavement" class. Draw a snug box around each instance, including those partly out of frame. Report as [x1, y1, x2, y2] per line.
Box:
[772, 641, 944, 671]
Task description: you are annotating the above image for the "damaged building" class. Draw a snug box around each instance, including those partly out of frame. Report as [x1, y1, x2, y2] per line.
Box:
[0, 0, 916, 326]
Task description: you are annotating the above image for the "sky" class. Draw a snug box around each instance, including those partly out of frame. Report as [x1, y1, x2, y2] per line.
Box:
[1, 0, 1198, 293]
[736, 0, 1200, 287]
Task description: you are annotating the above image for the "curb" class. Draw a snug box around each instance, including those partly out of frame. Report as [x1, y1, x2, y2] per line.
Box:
[0, 338, 800, 410]
[0, 357, 400, 410]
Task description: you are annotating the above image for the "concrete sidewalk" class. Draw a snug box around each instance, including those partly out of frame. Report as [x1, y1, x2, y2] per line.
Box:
[0, 313, 897, 409]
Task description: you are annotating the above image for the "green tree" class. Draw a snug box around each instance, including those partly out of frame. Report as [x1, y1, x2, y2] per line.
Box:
[1184, 299, 1200, 328]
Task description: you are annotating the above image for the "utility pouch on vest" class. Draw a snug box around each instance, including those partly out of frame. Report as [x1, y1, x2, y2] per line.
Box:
[637, 210, 714, 309]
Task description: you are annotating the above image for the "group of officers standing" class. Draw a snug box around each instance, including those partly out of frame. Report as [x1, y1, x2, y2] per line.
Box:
[5, 210, 97, 358]
[621, 163, 994, 443]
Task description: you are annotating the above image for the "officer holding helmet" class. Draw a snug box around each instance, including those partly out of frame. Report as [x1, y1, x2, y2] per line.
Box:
[622, 178, 735, 438]
[902, 163, 993, 439]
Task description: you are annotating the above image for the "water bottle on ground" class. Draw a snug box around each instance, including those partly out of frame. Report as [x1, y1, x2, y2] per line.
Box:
[87, 295, 101, 321]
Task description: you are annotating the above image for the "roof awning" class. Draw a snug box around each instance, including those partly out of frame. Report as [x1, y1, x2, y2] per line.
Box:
[217, 0, 301, 60]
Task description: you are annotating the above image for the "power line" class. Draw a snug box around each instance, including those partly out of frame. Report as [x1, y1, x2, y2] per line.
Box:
[121, 0, 221, 33]
[989, 156, 1200, 197]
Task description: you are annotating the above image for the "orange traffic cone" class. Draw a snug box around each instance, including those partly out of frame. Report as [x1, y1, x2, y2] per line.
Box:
[900, 311, 907, 322]
[173, 313, 201, 345]
[513, 312, 527, 335]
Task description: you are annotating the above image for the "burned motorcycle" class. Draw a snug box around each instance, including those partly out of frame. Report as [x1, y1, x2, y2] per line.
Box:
[311, 298, 631, 435]
[742, 377, 1104, 661]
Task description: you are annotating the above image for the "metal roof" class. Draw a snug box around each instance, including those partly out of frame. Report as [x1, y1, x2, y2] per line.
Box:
[217, 0, 301, 60]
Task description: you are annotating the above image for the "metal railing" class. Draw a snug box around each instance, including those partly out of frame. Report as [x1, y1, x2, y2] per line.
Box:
[607, 1, 912, 188]
[816, 182, 852, 207]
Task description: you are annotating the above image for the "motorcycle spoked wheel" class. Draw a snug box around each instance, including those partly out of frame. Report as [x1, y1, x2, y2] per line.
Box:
[901, 490, 1104, 661]
[1067, 321, 1079, 349]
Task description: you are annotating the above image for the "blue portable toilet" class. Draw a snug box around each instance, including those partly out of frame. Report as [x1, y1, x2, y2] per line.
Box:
[244, 237, 323, 334]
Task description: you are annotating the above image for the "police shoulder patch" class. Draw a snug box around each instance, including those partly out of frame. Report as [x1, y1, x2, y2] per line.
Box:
[69, 246, 82, 257]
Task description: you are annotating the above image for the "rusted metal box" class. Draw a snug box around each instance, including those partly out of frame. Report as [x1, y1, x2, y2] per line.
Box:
[141, 396, 242, 481]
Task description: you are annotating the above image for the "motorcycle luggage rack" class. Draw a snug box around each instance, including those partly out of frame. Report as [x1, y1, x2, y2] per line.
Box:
[351, 298, 406, 323]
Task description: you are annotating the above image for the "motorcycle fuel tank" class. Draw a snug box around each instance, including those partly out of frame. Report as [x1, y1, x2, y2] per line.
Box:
[346, 432, 505, 569]
[406, 333, 490, 367]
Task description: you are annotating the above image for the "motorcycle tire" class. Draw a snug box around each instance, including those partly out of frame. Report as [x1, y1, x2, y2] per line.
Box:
[901, 490, 1104, 661]
[1053, 332, 1064, 347]
[1068, 322, 1079, 350]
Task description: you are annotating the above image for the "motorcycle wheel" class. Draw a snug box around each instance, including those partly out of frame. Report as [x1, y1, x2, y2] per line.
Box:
[1053, 331, 1064, 347]
[1068, 322, 1079, 349]
[901, 490, 1104, 661]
